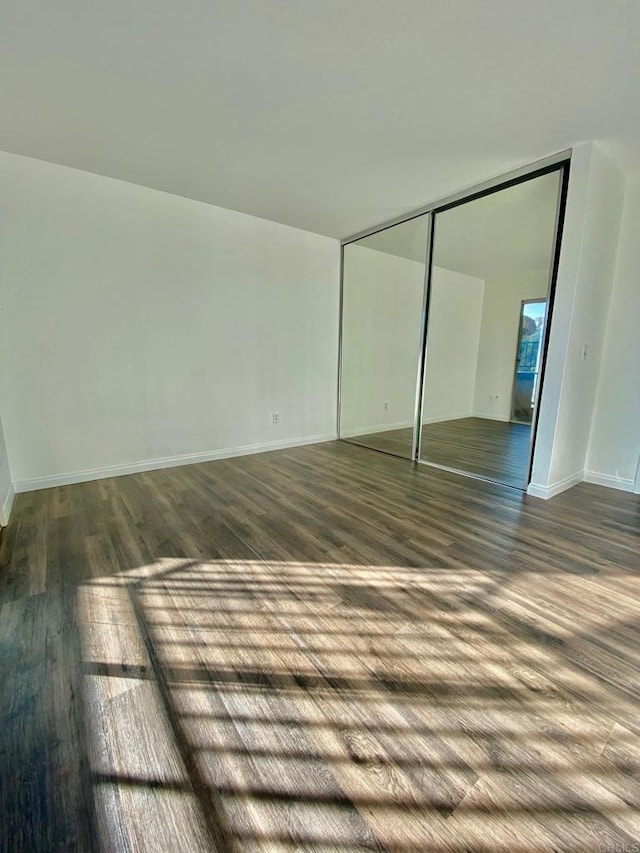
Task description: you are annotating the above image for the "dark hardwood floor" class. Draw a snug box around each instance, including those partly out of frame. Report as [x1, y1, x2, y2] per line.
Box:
[1, 440, 639, 851]
[349, 417, 532, 488]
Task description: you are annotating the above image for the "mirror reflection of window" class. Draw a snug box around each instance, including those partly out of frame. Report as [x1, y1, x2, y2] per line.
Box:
[512, 299, 547, 424]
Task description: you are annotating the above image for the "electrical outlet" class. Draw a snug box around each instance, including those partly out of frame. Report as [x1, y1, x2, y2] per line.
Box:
[272, 411, 280, 425]
[383, 401, 390, 412]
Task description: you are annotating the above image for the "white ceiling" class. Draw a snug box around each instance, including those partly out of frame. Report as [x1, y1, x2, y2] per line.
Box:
[1, 1, 639, 238]
[358, 170, 561, 279]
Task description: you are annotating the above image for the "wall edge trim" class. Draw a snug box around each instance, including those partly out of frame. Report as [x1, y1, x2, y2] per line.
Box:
[526, 471, 583, 500]
[1, 483, 15, 526]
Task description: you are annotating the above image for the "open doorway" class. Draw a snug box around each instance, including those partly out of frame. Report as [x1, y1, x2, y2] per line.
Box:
[511, 298, 547, 424]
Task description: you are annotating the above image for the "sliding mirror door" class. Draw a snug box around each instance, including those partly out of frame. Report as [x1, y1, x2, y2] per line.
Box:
[339, 215, 429, 459]
[419, 170, 563, 488]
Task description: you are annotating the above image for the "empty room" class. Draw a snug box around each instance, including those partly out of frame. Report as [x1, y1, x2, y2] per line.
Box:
[1, 2, 639, 851]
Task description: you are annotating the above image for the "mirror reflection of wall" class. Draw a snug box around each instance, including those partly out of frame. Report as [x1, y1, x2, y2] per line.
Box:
[420, 171, 562, 488]
[340, 215, 428, 459]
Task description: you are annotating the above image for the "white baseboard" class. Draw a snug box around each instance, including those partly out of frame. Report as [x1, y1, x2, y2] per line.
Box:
[527, 471, 584, 500]
[421, 411, 474, 426]
[343, 413, 501, 435]
[1, 483, 15, 526]
[340, 421, 413, 439]
[583, 470, 636, 493]
[13, 433, 337, 494]
[471, 412, 511, 423]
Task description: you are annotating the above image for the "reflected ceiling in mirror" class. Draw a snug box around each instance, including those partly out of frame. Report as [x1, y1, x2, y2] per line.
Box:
[357, 215, 428, 265]
[433, 171, 561, 279]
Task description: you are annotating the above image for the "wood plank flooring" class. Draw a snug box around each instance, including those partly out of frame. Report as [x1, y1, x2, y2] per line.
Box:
[349, 417, 531, 488]
[1, 440, 639, 851]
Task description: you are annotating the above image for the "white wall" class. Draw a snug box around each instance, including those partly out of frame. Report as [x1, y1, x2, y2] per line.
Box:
[0, 152, 340, 490]
[473, 269, 550, 421]
[585, 174, 640, 491]
[529, 143, 626, 497]
[422, 267, 484, 423]
[340, 245, 424, 436]
[0, 414, 12, 525]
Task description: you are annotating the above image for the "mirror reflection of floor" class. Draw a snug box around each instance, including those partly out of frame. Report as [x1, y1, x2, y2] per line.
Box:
[346, 417, 531, 489]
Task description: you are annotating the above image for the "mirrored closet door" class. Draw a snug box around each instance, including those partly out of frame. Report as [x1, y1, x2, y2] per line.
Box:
[339, 214, 429, 460]
[338, 158, 568, 490]
[419, 170, 563, 488]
